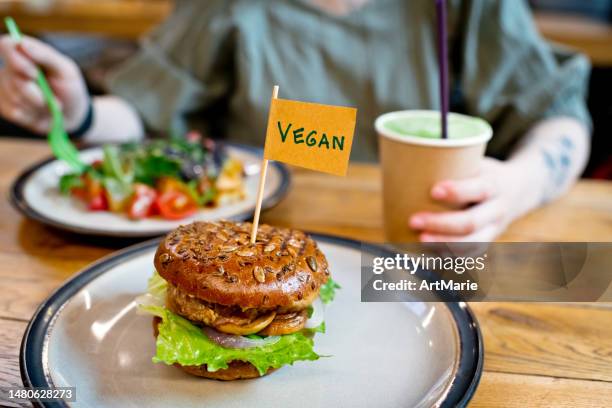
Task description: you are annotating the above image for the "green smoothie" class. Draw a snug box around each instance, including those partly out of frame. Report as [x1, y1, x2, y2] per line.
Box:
[384, 114, 489, 140]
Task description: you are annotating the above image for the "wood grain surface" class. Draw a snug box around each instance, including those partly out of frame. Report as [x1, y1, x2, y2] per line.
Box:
[0, 0, 172, 40]
[0, 138, 610, 407]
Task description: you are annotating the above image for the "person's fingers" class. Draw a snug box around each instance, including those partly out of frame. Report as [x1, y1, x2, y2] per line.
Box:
[18, 37, 77, 76]
[0, 98, 50, 134]
[430, 176, 496, 206]
[0, 37, 38, 79]
[0, 102, 32, 126]
[409, 200, 504, 235]
[419, 223, 502, 243]
[0, 72, 48, 117]
[0, 76, 49, 133]
[0, 73, 29, 110]
[11, 75, 46, 110]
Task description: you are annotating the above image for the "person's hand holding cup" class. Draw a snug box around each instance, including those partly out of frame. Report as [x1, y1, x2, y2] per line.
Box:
[409, 156, 526, 242]
[376, 110, 494, 243]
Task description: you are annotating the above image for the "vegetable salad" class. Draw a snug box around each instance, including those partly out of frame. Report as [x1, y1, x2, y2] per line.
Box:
[59, 137, 245, 220]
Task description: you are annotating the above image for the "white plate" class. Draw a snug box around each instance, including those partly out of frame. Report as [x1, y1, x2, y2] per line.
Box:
[21, 236, 482, 408]
[10, 144, 290, 237]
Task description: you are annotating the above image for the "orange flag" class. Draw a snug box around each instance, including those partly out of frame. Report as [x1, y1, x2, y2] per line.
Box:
[263, 98, 357, 176]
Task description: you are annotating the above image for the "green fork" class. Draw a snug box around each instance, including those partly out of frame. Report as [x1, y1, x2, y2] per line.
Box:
[4, 17, 85, 172]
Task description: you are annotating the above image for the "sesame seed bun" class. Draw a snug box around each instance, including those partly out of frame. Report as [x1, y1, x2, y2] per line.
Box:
[154, 221, 330, 310]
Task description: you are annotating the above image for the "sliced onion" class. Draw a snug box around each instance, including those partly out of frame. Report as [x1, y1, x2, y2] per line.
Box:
[304, 297, 325, 329]
[202, 326, 280, 349]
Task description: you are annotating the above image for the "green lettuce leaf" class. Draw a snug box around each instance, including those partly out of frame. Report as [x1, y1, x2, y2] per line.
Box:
[302, 321, 326, 336]
[136, 271, 322, 375]
[134, 270, 168, 312]
[58, 173, 83, 194]
[149, 306, 320, 375]
[320, 278, 341, 304]
[147, 270, 168, 299]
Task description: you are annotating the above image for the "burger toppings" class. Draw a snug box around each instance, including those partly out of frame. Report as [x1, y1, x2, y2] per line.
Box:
[216, 313, 277, 336]
[257, 310, 309, 336]
[320, 277, 341, 304]
[304, 298, 325, 329]
[137, 270, 328, 375]
[201, 326, 280, 349]
[166, 282, 315, 335]
[166, 283, 279, 334]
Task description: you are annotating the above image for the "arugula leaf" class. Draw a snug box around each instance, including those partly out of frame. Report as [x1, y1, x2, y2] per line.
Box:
[199, 185, 217, 205]
[320, 278, 341, 304]
[133, 155, 181, 185]
[58, 173, 83, 194]
[102, 145, 132, 184]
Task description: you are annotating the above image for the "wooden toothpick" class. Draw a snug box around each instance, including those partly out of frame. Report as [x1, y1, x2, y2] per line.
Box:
[251, 85, 279, 244]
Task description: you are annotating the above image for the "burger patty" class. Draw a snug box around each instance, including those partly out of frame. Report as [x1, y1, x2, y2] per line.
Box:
[167, 283, 308, 336]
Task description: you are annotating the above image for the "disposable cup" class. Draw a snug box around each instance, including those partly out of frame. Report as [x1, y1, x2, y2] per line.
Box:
[375, 110, 493, 242]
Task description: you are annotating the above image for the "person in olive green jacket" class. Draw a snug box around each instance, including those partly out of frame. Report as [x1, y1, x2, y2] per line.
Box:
[0, 0, 591, 242]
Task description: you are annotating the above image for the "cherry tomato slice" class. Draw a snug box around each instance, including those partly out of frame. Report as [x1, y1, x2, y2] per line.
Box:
[155, 191, 198, 220]
[76, 173, 108, 211]
[127, 183, 158, 219]
[70, 184, 88, 201]
[88, 190, 108, 211]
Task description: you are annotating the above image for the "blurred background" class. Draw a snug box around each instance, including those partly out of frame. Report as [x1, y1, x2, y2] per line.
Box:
[0, 0, 611, 178]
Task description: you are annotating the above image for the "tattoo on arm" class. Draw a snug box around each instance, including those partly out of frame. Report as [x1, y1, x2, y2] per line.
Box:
[541, 135, 574, 203]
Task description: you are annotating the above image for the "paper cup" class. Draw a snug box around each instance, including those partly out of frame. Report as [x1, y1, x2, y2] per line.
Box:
[375, 110, 493, 242]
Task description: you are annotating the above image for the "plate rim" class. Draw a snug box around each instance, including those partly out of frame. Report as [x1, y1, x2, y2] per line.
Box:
[20, 234, 483, 408]
[9, 142, 291, 238]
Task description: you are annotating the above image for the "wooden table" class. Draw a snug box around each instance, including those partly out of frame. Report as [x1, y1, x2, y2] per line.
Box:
[0, 138, 611, 407]
[534, 11, 612, 67]
[0, 0, 173, 40]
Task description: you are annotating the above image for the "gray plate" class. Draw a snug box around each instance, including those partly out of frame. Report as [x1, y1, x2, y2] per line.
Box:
[21, 235, 483, 407]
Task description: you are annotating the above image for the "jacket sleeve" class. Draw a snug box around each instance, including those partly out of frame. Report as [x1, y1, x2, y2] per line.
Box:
[456, 0, 591, 157]
[107, 0, 235, 135]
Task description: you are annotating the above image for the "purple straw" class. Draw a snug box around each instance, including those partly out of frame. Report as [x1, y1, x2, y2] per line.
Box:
[436, 0, 449, 139]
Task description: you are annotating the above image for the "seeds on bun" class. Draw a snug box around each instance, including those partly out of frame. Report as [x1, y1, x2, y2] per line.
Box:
[154, 221, 330, 310]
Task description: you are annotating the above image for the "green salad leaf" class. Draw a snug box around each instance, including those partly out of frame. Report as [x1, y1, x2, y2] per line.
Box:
[133, 155, 181, 185]
[58, 173, 83, 194]
[101, 145, 120, 179]
[146, 306, 320, 375]
[306, 305, 314, 318]
[148, 270, 168, 299]
[320, 278, 341, 304]
[302, 321, 326, 336]
[136, 271, 322, 376]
